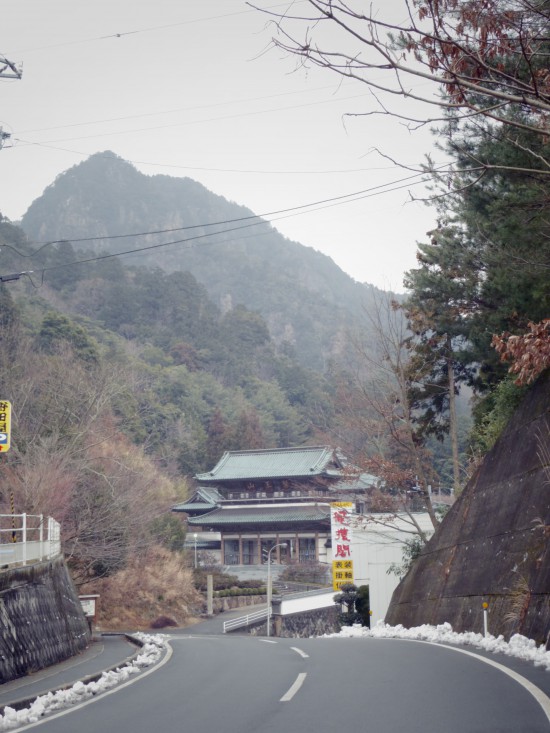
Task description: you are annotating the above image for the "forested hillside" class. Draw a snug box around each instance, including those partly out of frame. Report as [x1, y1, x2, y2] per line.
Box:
[20, 152, 380, 371]
[4, 44, 548, 617]
[0, 218, 332, 473]
[0, 211, 338, 624]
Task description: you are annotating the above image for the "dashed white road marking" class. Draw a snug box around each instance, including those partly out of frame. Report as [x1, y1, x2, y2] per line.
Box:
[280, 672, 307, 702]
[291, 647, 309, 658]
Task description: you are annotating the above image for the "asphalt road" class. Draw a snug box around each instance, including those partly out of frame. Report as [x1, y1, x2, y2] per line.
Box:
[15, 635, 550, 733]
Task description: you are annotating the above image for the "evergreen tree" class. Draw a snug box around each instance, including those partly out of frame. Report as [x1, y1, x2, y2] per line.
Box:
[38, 312, 99, 364]
[403, 224, 479, 491]
[404, 110, 550, 446]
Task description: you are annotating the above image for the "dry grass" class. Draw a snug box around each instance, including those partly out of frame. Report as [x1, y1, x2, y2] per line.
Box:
[503, 575, 531, 634]
[81, 545, 203, 631]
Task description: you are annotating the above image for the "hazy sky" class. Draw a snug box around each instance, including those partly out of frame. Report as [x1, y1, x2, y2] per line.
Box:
[1, 0, 439, 291]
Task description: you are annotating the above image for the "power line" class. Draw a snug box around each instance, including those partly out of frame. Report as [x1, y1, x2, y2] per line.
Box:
[10, 3, 306, 53]
[5, 173, 432, 286]
[12, 92, 371, 146]
[14, 169, 431, 254]
[5, 137, 401, 176]
[16, 83, 347, 135]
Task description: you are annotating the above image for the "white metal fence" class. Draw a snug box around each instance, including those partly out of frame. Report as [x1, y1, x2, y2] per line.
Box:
[0, 513, 61, 568]
[223, 608, 269, 633]
[223, 587, 336, 633]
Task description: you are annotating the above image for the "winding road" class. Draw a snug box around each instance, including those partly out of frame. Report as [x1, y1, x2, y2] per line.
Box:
[16, 634, 550, 732]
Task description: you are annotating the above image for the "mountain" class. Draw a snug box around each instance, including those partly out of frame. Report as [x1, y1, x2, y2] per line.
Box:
[20, 152, 383, 371]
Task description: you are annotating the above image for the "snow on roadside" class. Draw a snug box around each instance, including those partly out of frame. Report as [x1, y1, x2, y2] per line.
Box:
[0, 633, 166, 731]
[324, 621, 550, 671]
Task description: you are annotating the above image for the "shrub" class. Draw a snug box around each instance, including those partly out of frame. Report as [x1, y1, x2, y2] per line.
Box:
[213, 586, 266, 598]
[193, 568, 239, 591]
[150, 615, 178, 629]
[279, 560, 330, 584]
[334, 583, 363, 627]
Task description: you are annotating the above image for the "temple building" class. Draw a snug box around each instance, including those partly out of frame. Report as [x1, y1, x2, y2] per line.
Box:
[173, 445, 378, 566]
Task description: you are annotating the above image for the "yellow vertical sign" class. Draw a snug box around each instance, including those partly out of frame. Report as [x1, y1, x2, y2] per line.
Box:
[331, 502, 354, 590]
[0, 400, 12, 452]
[332, 560, 354, 591]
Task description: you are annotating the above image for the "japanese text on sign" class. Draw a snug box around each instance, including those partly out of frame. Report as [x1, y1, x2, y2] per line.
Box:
[332, 560, 354, 590]
[331, 502, 354, 590]
[0, 401, 12, 452]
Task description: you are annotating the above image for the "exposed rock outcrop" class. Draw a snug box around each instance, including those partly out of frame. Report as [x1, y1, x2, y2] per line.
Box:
[386, 372, 550, 645]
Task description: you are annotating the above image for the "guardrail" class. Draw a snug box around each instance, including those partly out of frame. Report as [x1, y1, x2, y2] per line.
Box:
[223, 608, 268, 633]
[222, 586, 336, 633]
[0, 513, 61, 568]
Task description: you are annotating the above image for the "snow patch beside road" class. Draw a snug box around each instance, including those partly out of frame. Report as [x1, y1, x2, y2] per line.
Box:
[325, 621, 550, 671]
[3, 624, 550, 730]
[0, 634, 166, 731]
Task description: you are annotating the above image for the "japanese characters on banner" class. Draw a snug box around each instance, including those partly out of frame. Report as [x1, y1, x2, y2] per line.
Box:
[0, 401, 11, 452]
[331, 501, 354, 590]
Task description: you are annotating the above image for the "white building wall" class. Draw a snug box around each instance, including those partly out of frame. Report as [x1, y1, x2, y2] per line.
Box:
[329, 513, 434, 625]
[279, 590, 335, 614]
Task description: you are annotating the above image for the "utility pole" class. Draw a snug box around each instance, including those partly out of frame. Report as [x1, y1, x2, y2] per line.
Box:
[0, 54, 22, 79]
[0, 53, 23, 151]
[0, 128, 10, 150]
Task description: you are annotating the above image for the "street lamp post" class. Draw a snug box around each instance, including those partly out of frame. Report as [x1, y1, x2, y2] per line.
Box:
[193, 533, 198, 569]
[266, 542, 287, 637]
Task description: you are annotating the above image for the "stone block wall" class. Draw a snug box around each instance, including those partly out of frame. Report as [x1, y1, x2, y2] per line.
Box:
[245, 606, 341, 638]
[211, 594, 266, 613]
[275, 606, 341, 638]
[0, 556, 90, 683]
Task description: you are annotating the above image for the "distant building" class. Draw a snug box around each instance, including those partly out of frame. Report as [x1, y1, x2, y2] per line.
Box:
[351, 513, 435, 623]
[173, 446, 434, 621]
[173, 445, 377, 566]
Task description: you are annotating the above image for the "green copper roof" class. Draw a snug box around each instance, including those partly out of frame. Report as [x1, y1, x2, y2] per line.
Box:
[172, 487, 223, 513]
[173, 502, 216, 513]
[196, 446, 343, 483]
[188, 503, 331, 527]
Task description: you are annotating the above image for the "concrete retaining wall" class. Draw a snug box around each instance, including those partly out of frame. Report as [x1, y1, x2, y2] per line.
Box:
[211, 594, 266, 613]
[386, 371, 550, 645]
[0, 557, 90, 683]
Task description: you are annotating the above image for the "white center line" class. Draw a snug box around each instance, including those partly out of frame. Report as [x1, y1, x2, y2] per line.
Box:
[291, 646, 309, 658]
[280, 672, 307, 702]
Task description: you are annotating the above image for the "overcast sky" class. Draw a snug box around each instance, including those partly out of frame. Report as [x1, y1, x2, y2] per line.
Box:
[1, 0, 439, 292]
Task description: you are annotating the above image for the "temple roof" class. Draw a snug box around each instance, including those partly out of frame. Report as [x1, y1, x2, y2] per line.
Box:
[172, 486, 223, 514]
[187, 503, 331, 527]
[195, 446, 344, 483]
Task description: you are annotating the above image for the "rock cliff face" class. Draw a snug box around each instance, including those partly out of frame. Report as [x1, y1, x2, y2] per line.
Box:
[386, 372, 550, 645]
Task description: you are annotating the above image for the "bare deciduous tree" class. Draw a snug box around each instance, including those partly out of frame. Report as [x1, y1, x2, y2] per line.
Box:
[329, 292, 443, 536]
[254, 0, 550, 177]
[1, 334, 187, 586]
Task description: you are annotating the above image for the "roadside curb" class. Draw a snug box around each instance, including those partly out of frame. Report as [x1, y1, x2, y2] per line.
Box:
[0, 633, 145, 715]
